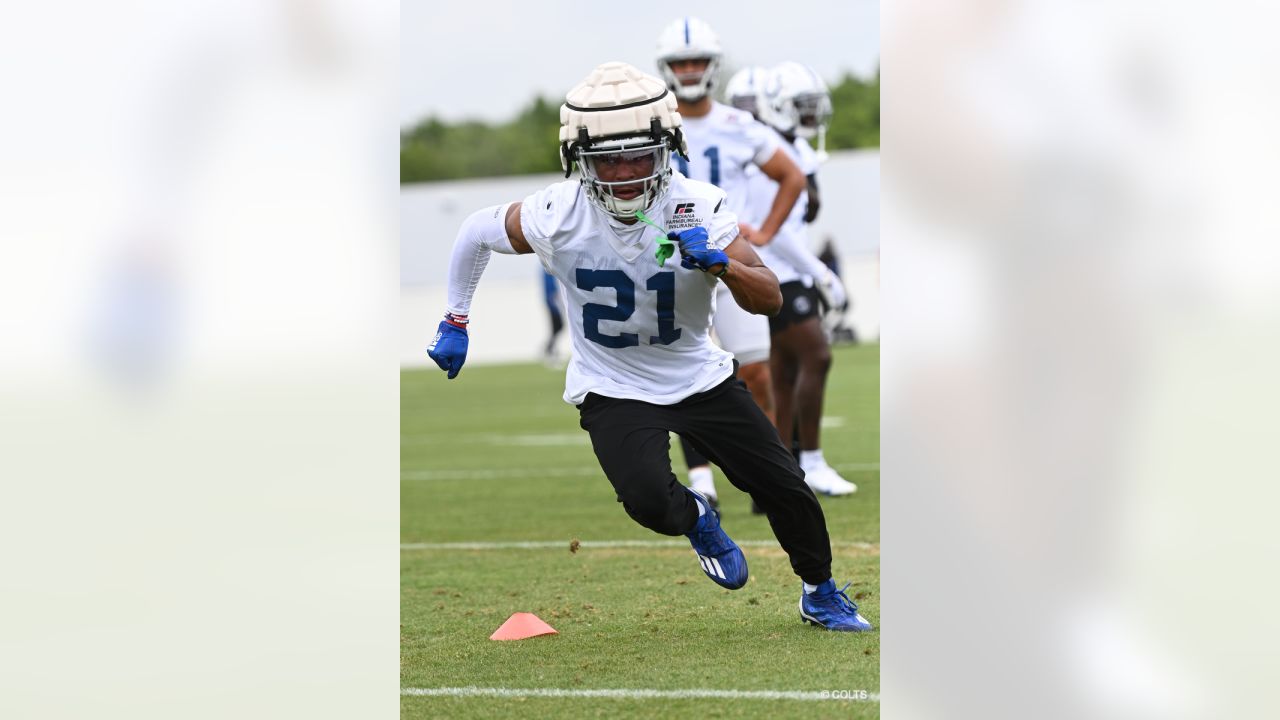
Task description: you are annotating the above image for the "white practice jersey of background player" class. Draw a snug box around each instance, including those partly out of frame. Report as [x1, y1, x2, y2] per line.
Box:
[746, 136, 833, 285]
[675, 101, 780, 363]
[519, 173, 739, 405]
[673, 101, 780, 219]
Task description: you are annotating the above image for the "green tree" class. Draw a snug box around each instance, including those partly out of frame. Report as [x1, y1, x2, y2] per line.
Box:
[401, 65, 880, 183]
[826, 69, 880, 150]
[400, 96, 563, 183]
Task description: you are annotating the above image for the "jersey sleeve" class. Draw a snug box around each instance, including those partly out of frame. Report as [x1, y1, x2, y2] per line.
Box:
[705, 187, 740, 251]
[519, 182, 573, 269]
[745, 118, 783, 167]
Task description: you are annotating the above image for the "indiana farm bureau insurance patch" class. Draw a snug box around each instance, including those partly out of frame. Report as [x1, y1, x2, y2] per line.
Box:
[665, 198, 712, 233]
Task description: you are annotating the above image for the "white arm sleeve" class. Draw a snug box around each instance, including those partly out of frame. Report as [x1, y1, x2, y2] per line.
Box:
[769, 228, 835, 287]
[445, 203, 516, 316]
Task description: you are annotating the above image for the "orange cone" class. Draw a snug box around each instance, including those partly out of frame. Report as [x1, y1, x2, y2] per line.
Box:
[489, 612, 558, 641]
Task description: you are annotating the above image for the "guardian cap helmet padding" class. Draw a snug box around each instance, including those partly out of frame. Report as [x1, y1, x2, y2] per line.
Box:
[560, 62, 689, 219]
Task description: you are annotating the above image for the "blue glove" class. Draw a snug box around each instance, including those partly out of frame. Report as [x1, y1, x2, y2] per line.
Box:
[670, 227, 728, 273]
[427, 318, 468, 379]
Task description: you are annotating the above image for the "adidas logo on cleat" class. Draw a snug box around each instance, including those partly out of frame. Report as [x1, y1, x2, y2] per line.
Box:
[696, 553, 727, 580]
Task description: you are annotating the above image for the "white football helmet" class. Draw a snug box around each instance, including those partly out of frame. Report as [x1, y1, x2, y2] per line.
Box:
[560, 61, 690, 219]
[725, 66, 770, 120]
[654, 17, 723, 102]
[761, 61, 833, 143]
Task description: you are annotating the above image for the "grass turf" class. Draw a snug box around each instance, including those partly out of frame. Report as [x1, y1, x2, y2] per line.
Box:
[402, 343, 879, 719]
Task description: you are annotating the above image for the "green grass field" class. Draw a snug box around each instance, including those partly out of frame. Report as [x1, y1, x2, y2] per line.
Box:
[402, 344, 879, 719]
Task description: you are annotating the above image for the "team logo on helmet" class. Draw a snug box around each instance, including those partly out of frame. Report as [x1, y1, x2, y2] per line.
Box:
[762, 62, 833, 139]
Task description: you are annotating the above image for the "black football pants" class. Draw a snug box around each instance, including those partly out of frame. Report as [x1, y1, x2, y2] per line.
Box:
[576, 369, 833, 585]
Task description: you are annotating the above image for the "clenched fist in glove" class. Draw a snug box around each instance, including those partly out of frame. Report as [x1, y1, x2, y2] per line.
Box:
[814, 269, 848, 312]
[427, 314, 469, 379]
[670, 227, 729, 276]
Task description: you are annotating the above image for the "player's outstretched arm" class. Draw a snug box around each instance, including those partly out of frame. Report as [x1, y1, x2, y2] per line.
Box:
[719, 237, 783, 316]
[426, 202, 532, 379]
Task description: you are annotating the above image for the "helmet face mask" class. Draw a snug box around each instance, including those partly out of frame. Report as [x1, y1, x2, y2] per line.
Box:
[726, 66, 769, 121]
[574, 136, 673, 218]
[761, 62, 832, 141]
[793, 92, 833, 139]
[659, 55, 722, 102]
[730, 94, 758, 117]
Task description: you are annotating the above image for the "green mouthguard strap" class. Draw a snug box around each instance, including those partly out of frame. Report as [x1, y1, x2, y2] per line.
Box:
[634, 209, 675, 267]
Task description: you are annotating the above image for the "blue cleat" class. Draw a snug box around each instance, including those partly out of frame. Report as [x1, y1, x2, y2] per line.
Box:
[684, 489, 748, 589]
[799, 580, 875, 632]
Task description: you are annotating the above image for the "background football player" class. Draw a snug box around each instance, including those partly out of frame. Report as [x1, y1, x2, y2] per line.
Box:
[654, 17, 808, 506]
[741, 61, 857, 496]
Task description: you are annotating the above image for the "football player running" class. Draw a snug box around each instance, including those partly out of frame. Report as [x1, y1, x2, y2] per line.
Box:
[734, 61, 857, 497]
[426, 62, 872, 632]
[654, 17, 808, 508]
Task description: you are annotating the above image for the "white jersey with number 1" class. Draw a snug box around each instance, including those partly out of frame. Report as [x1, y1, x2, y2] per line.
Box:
[748, 134, 831, 285]
[676, 102, 779, 364]
[674, 101, 779, 220]
[520, 174, 739, 406]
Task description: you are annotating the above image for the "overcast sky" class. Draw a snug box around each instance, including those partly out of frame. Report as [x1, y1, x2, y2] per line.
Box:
[401, 0, 879, 126]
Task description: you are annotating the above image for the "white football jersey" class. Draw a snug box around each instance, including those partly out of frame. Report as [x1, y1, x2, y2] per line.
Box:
[746, 135, 831, 285]
[674, 102, 779, 220]
[520, 175, 739, 405]
[792, 136, 821, 175]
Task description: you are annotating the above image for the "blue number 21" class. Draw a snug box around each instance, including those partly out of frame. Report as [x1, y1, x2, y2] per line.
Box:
[576, 269, 682, 348]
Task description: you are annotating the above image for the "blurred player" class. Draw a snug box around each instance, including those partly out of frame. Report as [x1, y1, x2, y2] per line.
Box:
[541, 268, 565, 365]
[654, 17, 809, 505]
[426, 61, 871, 631]
[731, 66, 852, 335]
[744, 61, 856, 496]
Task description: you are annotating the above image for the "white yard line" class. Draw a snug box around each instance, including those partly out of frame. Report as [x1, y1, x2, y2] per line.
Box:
[402, 462, 879, 481]
[400, 539, 877, 551]
[400, 686, 879, 702]
[401, 466, 602, 481]
[401, 433, 592, 446]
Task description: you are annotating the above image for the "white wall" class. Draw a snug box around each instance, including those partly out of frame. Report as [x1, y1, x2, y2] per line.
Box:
[402, 150, 879, 367]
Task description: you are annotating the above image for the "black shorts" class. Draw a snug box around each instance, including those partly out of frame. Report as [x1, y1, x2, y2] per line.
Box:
[769, 281, 820, 335]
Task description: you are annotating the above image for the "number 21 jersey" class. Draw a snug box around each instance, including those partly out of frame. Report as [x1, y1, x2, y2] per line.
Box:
[520, 175, 739, 405]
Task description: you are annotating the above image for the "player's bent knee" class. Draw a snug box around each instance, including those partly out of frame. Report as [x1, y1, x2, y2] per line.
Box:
[808, 347, 833, 373]
[622, 498, 690, 536]
[614, 480, 692, 536]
